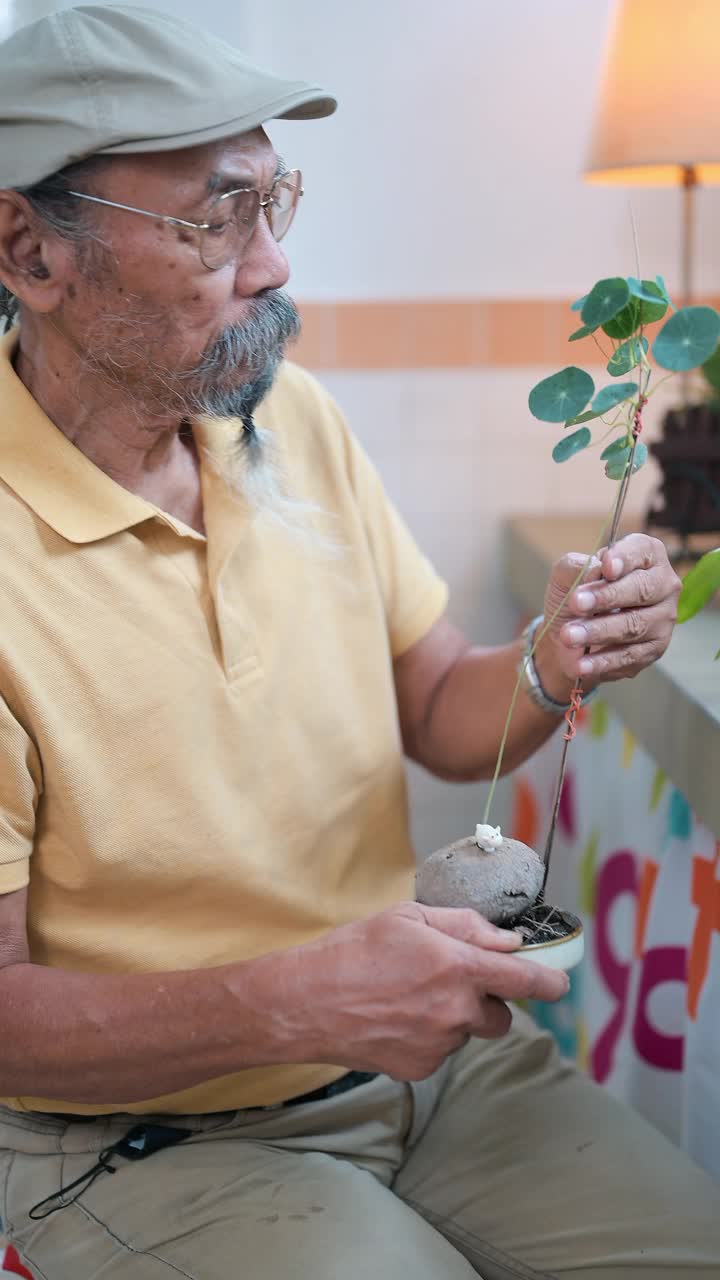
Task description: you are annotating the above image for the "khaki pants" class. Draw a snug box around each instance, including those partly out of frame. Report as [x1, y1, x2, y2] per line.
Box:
[1, 1012, 719, 1279]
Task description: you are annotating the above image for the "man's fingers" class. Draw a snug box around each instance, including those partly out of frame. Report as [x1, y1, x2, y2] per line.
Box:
[460, 944, 570, 1003]
[469, 995, 514, 1040]
[599, 533, 665, 581]
[418, 904, 523, 952]
[578, 640, 661, 681]
[547, 552, 603, 601]
[570, 565, 674, 616]
[560, 601, 672, 651]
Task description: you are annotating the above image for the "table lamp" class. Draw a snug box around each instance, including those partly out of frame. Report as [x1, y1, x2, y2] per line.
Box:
[584, 0, 720, 542]
[586, 0, 720, 307]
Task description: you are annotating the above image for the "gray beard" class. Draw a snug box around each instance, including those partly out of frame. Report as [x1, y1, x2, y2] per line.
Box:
[181, 289, 316, 534]
[73, 284, 307, 524]
[181, 289, 302, 452]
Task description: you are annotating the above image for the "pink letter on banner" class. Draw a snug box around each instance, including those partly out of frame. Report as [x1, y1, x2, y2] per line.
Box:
[632, 947, 686, 1071]
[591, 850, 637, 1083]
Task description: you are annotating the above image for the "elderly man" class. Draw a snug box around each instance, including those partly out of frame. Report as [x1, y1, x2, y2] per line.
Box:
[0, 6, 717, 1279]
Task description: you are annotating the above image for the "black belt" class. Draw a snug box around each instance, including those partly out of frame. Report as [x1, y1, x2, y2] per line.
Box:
[278, 1070, 378, 1109]
[29, 1071, 382, 1221]
[41, 1070, 379, 1125]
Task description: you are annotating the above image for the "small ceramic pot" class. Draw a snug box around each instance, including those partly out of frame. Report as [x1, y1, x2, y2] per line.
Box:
[520, 910, 584, 972]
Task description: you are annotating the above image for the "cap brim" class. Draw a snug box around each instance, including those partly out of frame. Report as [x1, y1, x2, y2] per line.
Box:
[99, 87, 337, 157]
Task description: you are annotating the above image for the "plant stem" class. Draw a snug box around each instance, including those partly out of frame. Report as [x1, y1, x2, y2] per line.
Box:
[480, 516, 611, 825]
[537, 366, 651, 897]
[538, 437, 640, 899]
[482, 366, 652, 837]
[645, 371, 675, 400]
[590, 331, 612, 362]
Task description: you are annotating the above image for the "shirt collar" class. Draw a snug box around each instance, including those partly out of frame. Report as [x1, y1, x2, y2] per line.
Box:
[0, 329, 235, 545]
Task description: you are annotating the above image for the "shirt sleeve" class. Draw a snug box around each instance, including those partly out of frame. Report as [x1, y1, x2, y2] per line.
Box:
[334, 407, 449, 658]
[0, 694, 39, 894]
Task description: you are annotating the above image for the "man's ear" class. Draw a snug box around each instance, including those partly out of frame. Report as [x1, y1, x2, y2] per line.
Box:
[0, 192, 67, 313]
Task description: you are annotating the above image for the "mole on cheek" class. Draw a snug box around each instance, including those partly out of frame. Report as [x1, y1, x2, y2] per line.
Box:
[67, 283, 77, 300]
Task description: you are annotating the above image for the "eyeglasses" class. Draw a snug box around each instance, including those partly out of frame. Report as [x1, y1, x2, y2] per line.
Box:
[67, 168, 303, 271]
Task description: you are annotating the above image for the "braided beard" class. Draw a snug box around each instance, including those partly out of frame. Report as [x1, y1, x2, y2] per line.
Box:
[181, 289, 301, 446]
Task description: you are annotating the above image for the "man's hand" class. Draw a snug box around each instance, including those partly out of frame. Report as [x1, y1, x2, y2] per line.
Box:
[536, 533, 681, 693]
[287, 903, 568, 1082]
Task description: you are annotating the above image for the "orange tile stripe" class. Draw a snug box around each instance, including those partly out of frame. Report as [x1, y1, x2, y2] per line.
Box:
[293, 297, 720, 370]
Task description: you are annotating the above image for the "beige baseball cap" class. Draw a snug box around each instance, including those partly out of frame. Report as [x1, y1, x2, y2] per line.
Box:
[0, 4, 337, 190]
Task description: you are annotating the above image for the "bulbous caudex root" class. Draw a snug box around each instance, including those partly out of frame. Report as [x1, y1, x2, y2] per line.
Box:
[415, 835, 544, 927]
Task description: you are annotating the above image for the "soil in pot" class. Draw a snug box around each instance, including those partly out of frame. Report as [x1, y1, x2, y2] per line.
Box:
[512, 903, 579, 946]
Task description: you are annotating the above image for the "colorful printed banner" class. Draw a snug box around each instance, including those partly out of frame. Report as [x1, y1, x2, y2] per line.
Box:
[514, 701, 720, 1182]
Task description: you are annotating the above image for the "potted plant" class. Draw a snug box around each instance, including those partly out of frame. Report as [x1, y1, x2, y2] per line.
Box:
[417, 276, 720, 970]
[647, 340, 720, 544]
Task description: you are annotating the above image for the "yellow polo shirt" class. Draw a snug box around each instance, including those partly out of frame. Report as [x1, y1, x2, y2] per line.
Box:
[0, 329, 447, 1115]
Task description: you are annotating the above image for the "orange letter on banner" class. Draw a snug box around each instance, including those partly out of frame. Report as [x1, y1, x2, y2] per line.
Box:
[688, 843, 720, 1021]
[634, 858, 659, 959]
[511, 776, 539, 850]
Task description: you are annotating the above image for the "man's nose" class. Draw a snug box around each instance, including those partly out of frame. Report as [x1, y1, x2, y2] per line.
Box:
[234, 210, 290, 296]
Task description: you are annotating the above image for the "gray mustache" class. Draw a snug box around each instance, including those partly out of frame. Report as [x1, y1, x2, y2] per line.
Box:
[191, 289, 301, 386]
[184, 289, 301, 429]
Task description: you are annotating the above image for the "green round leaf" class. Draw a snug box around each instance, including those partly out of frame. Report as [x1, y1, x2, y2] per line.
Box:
[605, 450, 629, 479]
[604, 440, 648, 479]
[603, 282, 667, 338]
[607, 336, 648, 377]
[655, 275, 675, 311]
[677, 548, 720, 622]
[552, 427, 592, 463]
[652, 306, 720, 372]
[701, 344, 720, 394]
[592, 381, 638, 414]
[632, 441, 648, 470]
[628, 277, 672, 314]
[628, 277, 660, 304]
[581, 278, 631, 329]
[602, 300, 640, 340]
[600, 435, 631, 461]
[637, 280, 668, 325]
[528, 367, 595, 423]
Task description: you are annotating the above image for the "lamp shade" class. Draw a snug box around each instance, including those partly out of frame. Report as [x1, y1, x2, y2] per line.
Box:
[587, 0, 720, 185]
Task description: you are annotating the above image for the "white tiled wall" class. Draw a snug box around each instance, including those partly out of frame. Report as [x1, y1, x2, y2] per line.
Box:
[319, 366, 679, 855]
[4, 0, 708, 855]
[11, 0, 720, 302]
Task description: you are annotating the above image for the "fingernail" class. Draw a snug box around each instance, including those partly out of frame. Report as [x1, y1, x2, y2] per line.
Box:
[579, 657, 594, 675]
[610, 557, 623, 577]
[575, 591, 594, 612]
[567, 624, 587, 646]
